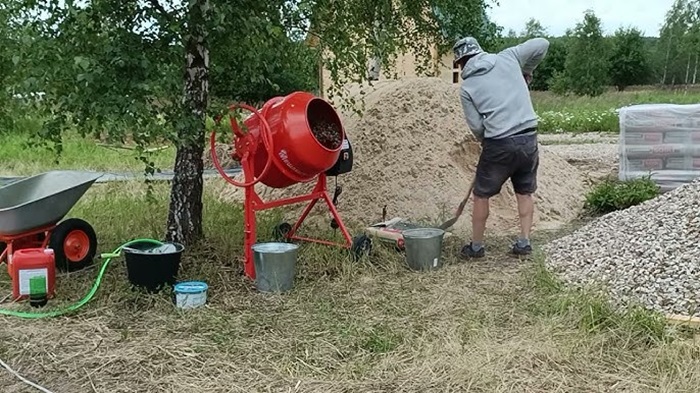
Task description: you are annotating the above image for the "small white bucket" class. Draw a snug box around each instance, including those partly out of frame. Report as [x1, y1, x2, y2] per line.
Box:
[173, 281, 208, 309]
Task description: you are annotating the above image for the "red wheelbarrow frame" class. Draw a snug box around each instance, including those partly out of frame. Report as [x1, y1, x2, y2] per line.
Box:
[0, 223, 53, 268]
[0, 219, 97, 275]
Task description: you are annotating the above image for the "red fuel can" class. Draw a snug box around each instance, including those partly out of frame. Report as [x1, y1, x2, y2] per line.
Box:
[11, 248, 55, 301]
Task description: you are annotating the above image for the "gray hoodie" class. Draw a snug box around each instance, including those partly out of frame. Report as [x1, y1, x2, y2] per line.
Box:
[459, 38, 549, 141]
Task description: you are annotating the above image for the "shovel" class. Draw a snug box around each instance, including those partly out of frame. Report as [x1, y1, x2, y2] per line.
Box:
[437, 178, 475, 230]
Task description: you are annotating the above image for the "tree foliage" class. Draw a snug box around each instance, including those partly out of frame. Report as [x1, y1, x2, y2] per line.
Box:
[209, 1, 319, 104]
[559, 10, 610, 96]
[658, 0, 700, 85]
[608, 27, 652, 91]
[0, 2, 27, 133]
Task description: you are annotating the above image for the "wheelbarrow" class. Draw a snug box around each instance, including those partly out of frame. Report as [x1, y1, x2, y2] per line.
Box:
[0, 170, 103, 272]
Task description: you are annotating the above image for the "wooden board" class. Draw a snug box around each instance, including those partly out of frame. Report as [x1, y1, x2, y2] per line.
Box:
[365, 217, 453, 244]
[666, 314, 700, 328]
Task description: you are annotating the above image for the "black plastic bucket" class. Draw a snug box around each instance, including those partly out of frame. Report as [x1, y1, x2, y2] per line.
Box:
[123, 241, 185, 293]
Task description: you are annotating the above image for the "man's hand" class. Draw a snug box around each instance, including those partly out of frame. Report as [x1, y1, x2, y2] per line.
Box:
[523, 72, 533, 85]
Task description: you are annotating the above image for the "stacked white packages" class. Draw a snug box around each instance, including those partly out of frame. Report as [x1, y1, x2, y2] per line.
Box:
[618, 103, 700, 192]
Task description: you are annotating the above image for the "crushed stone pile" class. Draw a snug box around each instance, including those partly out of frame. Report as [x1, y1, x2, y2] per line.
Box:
[544, 179, 700, 317]
[217, 77, 586, 235]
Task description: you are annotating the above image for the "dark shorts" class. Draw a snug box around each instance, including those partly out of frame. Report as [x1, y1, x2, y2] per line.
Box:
[473, 133, 539, 198]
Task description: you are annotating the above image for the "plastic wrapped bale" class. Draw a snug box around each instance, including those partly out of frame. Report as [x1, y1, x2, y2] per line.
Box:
[618, 103, 700, 192]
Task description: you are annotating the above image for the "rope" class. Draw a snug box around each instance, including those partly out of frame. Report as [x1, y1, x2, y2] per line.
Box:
[0, 358, 55, 393]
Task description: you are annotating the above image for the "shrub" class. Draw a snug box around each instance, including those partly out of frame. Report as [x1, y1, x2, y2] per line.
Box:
[584, 176, 660, 214]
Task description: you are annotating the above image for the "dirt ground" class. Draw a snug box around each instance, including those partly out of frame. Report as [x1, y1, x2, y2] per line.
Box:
[2, 133, 698, 393]
[540, 132, 619, 187]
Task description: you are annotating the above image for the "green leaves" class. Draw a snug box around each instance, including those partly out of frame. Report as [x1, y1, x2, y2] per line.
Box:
[658, 0, 700, 85]
[584, 176, 660, 215]
[558, 10, 610, 97]
[608, 27, 652, 91]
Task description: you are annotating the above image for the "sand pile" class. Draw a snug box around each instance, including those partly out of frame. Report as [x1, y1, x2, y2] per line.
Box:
[217, 77, 586, 235]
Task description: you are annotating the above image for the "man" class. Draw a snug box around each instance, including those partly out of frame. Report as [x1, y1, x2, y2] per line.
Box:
[452, 36, 549, 258]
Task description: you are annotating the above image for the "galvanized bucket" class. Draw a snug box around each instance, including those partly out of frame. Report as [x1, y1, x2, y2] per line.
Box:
[402, 228, 445, 271]
[252, 242, 299, 293]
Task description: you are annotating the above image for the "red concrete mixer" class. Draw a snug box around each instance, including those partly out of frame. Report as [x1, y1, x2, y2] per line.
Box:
[210, 91, 372, 279]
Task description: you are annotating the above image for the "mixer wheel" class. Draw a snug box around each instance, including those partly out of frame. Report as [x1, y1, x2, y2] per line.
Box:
[273, 222, 293, 241]
[350, 234, 372, 261]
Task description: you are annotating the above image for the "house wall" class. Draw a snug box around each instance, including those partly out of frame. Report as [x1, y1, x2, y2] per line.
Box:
[319, 45, 461, 99]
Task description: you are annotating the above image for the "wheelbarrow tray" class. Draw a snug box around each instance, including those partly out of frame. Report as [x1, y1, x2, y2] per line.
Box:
[0, 170, 103, 236]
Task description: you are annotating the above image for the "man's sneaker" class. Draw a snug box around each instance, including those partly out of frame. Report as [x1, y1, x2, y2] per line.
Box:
[511, 242, 533, 256]
[460, 243, 485, 259]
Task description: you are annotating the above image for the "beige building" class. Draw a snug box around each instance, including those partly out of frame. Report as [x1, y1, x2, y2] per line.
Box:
[318, 44, 461, 99]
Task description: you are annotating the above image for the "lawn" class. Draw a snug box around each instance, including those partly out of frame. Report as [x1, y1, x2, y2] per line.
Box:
[0, 129, 699, 392]
[532, 88, 700, 133]
[0, 130, 176, 176]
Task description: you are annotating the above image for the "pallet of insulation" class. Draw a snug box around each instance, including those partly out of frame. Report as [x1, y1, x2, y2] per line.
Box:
[619, 103, 700, 192]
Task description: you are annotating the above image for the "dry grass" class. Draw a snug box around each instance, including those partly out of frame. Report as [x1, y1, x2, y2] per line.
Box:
[0, 183, 699, 393]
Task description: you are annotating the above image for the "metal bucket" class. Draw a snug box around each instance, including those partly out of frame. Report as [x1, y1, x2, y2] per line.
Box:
[252, 242, 299, 293]
[402, 228, 445, 271]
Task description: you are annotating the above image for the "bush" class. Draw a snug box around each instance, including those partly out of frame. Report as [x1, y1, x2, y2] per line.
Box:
[584, 176, 660, 214]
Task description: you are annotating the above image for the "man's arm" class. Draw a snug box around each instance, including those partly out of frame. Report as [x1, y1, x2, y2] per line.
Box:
[460, 89, 484, 141]
[501, 37, 550, 75]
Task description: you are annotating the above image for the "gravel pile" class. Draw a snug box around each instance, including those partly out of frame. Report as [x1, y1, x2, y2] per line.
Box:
[544, 179, 700, 317]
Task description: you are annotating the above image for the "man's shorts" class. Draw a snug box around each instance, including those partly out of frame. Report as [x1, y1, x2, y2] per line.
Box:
[473, 133, 539, 198]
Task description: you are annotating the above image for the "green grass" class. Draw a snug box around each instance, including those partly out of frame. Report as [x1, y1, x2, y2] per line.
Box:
[532, 88, 700, 133]
[0, 131, 176, 176]
[0, 99, 699, 391]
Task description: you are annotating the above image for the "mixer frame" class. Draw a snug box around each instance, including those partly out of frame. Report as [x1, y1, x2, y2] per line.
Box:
[210, 97, 360, 280]
[239, 155, 353, 279]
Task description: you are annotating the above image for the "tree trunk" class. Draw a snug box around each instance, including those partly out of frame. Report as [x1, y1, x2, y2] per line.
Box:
[368, 55, 381, 80]
[662, 33, 672, 84]
[166, 0, 210, 245]
[693, 53, 698, 84]
[684, 52, 691, 86]
[367, 19, 383, 81]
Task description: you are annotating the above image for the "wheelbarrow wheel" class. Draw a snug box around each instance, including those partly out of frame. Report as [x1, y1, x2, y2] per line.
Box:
[49, 218, 98, 272]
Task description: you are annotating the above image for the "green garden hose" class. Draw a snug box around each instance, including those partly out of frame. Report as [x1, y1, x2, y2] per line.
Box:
[0, 238, 164, 319]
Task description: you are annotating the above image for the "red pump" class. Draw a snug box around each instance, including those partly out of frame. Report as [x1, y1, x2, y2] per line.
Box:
[210, 92, 364, 279]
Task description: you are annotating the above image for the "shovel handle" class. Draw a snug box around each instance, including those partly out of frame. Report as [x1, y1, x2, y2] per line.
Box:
[454, 178, 476, 217]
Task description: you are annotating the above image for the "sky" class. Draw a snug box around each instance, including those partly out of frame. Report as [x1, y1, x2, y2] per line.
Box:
[487, 0, 677, 37]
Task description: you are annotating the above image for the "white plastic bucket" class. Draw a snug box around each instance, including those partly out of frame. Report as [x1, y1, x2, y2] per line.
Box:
[173, 281, 208, 309]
